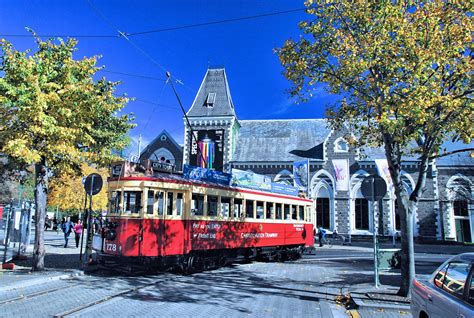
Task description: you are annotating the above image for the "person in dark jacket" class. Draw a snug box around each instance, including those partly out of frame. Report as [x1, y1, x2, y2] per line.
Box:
[62, 216, 74, 248]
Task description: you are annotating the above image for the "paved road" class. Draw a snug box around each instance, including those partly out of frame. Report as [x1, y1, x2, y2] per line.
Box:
[2, 231, 466, 318]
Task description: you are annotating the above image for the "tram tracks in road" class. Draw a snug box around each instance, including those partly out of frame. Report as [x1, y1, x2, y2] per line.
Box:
[0, 282, 81, 306]
[53, 276, 169, 318]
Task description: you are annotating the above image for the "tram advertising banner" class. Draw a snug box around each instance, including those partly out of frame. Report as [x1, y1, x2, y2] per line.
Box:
[231, 169, 272, 191]
[183, 164, 232, 186]
[189, 130, 225, 171]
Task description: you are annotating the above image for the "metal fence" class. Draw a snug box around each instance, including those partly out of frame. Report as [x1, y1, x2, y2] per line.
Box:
[1, 201, 34, 263]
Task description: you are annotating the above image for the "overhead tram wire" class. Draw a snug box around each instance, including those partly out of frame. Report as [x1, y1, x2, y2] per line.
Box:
[126, 7, 307, 36]
[98, 69, 167, 82]
[167, 71, 207, 168]
[0, 7, 307, 39]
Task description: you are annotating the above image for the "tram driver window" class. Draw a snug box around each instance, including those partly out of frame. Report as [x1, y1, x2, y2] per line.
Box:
[276, 203, 282, 220]
[246, 200, 255, 219]
[111, 191, 122, 214]
[207, 195, 218, 217]
[221, 197, 231, 218]
[256, 201, 264, 219]
[156, 191, 164, 216]
[124, 191, 142, 214]
[167, 192, 174, 216]
[191, 193, 204, 216]
[234, 199, 243, 218]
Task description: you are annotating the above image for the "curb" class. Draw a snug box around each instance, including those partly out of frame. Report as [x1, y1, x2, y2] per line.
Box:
[352, 297, 411, 310]
[0, 270, 83, 292]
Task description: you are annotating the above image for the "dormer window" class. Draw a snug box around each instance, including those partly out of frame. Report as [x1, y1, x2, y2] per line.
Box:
[205, 93, 216, 107]
[334, 137, 349, 153]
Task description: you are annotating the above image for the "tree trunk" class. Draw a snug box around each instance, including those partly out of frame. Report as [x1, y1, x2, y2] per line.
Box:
[32, 160, 49, 271]
[397, 192, 415, 296]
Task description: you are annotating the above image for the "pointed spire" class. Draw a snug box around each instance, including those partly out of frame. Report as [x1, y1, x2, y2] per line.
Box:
[187, 67, 236, 118]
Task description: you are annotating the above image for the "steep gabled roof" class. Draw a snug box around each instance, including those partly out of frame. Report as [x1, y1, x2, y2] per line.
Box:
[232, 119, 331, 162]
[186, 68, 237, 118]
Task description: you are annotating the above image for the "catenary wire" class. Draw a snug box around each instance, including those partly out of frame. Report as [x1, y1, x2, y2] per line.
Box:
[98, 69, 167, 82]
[0, 7, 307, 39]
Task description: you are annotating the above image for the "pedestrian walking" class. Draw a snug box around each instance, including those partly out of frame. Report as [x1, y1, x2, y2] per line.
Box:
[73, 220, 83, 248]
[318, 227, 326, 247]
[61, 216, 74, 248]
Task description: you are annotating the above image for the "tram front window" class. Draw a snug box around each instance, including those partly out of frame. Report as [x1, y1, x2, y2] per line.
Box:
[191, 193, 204, 216]
[111, 191, 122, 214]
[124, 191, 142, 214]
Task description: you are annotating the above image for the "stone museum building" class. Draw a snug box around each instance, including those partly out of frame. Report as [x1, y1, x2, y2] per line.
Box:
[140, 67, 474, 243]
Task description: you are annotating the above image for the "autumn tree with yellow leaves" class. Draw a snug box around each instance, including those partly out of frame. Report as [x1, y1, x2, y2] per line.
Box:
[48, 164, 109, 214]
[0, 35, 134, 271]
[277, 1, 473, 296]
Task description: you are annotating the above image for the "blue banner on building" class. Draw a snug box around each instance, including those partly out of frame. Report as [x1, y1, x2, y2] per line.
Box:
[271, 182, 299, 196]
[183, 164, 232, 186]
[293, 159, 309, 191]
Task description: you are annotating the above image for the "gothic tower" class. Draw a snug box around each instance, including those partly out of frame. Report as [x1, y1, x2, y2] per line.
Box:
[183, 67, 240, 172]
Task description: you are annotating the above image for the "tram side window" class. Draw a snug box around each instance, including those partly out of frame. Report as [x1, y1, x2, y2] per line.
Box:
[146, 190, 154, 215]
[167, 192, 174, 216]
[234, 199, 244, 218]
[291, 205, 297, 220]
[191, 193, 204, 216]
[256, 201, 264, 219]
[266, 203, 274, 220]
[124, 191, 142, 214]
[111, 191, 122, 214]
[299, 206, 304, 221]
[207, 195, 218, 217]
[176, 193, 184, 216]
[276, 203, 282, 220]
[246, 200, 255, 219]
[221, 197, 231, 218]
[156, 191, 165, 216]
[284, 204, 290, 220]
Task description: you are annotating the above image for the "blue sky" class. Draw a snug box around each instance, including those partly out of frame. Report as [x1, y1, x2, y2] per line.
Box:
[1, 1, 337, 158]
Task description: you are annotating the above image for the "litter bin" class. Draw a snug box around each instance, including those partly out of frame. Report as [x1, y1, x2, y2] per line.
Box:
[377, 248, 401, 270]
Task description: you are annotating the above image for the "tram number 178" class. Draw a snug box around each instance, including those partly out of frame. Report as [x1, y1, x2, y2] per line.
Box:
[105, 243, 117, 252]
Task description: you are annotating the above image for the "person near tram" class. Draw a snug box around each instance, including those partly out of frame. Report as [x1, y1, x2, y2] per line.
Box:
[61, 216, 74, 248]
[73, 220, 83, 248]
[318, 227, 327, 247]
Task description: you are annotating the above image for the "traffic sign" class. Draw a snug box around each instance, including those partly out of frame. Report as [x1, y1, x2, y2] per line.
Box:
[361, 175, 387, 201]
[83, 173, 103, 196]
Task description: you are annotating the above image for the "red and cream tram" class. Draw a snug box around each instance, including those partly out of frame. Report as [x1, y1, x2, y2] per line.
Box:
[100, 161, 314, 273]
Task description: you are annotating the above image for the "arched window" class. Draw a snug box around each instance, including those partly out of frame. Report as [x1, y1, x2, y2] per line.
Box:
[151, 147, 176, 164]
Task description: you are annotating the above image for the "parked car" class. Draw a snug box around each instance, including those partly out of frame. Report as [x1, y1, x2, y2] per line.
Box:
[411, 253, 474, 318]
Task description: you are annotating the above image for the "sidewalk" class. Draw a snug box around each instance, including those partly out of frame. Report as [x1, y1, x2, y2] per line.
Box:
[0, 230, 85, 292]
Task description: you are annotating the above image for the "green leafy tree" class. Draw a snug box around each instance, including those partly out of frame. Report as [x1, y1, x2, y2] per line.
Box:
[0, 35, 134, 270]
[277, 1, 473, 295]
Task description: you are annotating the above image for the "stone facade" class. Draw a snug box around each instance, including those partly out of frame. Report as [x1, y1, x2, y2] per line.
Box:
[144, 67, 474, 242]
